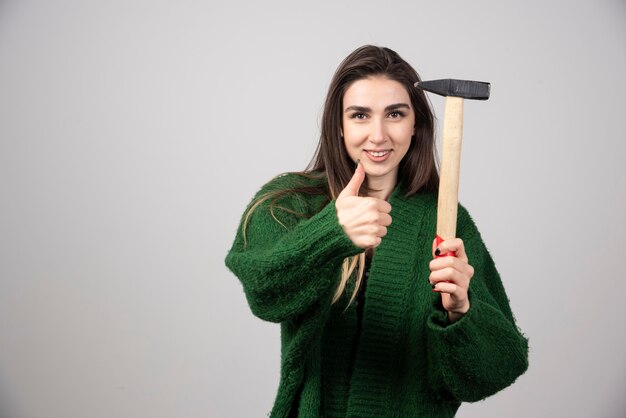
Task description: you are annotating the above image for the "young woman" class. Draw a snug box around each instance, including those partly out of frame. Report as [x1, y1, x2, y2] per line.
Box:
[225, 45, 528, 418]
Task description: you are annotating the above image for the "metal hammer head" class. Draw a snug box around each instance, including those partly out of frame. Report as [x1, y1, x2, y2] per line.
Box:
[414, 79, 490, 100]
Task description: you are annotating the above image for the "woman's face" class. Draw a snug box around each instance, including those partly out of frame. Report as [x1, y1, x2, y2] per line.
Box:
[342, 75, 415, 186]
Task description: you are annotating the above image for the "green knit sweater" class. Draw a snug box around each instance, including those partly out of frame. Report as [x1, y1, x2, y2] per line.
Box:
[225, 173, 528, 418]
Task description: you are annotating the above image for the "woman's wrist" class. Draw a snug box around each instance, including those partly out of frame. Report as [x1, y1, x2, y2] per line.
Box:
[447, 303, 470, 324]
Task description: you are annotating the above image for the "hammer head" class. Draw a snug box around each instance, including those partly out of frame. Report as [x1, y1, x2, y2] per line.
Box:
[415, 79, 490, 100]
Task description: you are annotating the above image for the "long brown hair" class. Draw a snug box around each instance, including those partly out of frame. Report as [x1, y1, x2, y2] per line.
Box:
[244, 45, 438, 305]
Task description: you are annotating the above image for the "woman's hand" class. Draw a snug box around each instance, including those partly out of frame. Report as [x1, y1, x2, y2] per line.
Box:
[429, 238, 474, 323]
[335, 162, 392, 249]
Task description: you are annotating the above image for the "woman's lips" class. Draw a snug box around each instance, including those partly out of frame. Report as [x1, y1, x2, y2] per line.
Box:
[365, 150, 391, 162]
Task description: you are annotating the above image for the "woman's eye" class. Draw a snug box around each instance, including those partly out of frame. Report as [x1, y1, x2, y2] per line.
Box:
[389, 111, 404, 118]
[351, 113, 367, 119]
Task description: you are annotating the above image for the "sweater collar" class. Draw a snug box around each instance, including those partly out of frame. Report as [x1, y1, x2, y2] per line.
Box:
[345, 190, 436, 415]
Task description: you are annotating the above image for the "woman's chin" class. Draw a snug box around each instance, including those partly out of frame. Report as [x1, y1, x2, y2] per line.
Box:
[363, 166, 398, 183]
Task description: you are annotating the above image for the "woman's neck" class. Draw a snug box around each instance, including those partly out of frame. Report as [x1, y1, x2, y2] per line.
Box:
[366, 173, 397, 201]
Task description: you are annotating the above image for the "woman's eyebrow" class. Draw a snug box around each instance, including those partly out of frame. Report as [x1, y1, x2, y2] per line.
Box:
[384, 103, 411, 111]
[344, 105, 370, 113]
[344, 103, 411, 113]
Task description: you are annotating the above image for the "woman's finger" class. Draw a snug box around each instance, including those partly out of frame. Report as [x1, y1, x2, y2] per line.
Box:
[376, 199, 392, 213]
[432, 281, 470, 317]
[429, 256, 474, 278]
[368, 236, 382, 248]
[429, 267, 466, 285]
[378, 212, 392, 227]
[432, 281, 461, 295]
[433, 238, 468, 262]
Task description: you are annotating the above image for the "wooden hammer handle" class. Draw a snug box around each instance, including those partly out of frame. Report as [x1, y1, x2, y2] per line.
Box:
[437, 96, 464, 242]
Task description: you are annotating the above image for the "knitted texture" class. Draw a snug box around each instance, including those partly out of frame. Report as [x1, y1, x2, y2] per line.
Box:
[225, 173, 528, 418]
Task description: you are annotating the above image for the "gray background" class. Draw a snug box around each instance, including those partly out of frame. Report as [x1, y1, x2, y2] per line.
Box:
[1, 0, 625, 417]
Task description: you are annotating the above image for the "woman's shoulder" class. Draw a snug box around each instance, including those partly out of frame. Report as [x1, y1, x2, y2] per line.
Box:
[253, 170, 330, 215]
[259, 171, 328, 194]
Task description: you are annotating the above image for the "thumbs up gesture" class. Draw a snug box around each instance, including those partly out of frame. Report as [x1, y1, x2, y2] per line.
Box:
[335, 162, 393, 249]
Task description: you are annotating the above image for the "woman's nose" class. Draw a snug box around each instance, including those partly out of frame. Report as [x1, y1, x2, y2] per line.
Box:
[369, 119, 386, 144]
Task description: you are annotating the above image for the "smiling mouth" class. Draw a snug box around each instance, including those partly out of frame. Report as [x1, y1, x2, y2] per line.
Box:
[366, 150, 391, 157]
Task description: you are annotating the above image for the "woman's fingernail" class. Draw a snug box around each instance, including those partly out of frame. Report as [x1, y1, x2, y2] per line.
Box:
[431, 283, 436, 289]
[434, 248, 441, 256]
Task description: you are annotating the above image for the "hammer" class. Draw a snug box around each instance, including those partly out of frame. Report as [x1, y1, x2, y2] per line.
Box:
[415, 79, 490, 255]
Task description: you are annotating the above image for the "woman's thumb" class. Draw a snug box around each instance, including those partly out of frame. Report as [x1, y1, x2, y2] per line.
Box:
[339, 160, 365, 198]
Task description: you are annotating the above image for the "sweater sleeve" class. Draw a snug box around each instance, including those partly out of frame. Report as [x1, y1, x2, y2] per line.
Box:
[426, 205, 529, 402]
[224, 177, 362, 323]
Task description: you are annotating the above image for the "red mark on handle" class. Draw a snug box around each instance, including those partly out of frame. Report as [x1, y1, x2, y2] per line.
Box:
[435, 235, 456, 258]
